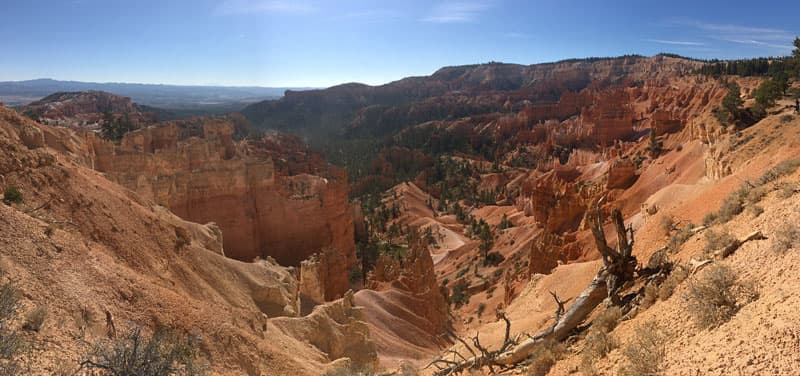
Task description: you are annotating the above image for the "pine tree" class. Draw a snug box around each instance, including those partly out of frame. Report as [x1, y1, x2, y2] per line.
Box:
[793, 37, 800, 58]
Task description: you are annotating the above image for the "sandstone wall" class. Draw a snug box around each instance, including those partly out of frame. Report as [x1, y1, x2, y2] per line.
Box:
[86, 121, 355, 300]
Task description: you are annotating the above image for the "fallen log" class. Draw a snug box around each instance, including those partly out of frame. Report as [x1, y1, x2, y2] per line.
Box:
[429, 198, 637, 374]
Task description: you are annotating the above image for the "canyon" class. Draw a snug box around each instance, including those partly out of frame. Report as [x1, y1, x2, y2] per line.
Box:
[1, 54, 800, 376]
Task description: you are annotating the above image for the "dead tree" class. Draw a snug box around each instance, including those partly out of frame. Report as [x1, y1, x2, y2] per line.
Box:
[429, 197, 638, 373]
[426, 311, 516, 375]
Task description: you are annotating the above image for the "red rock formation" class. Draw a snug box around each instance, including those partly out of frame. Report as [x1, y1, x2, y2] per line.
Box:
[607, 158, 638, 189]
[355, 232, 450, 355]
[652, 109, 682, 135]
[18, 91, 157, 128]
[86, 118, 355, 300]
[581, 89, 634, 146]
[517, 170, 587, 234]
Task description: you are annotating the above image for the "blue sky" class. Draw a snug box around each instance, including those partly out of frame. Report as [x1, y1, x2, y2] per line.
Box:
[0, 0, 797, 87]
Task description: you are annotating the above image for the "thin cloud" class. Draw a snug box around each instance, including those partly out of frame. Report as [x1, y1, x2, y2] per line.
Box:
[665, 18, 796, 52]
[422, 1, 491, 23]
[724, 39, 793, 50]
[504, 32, 530, 39]
[333, 9, 403, 22]
[647, 39, 704, 46]
[215, 0, 317, 15]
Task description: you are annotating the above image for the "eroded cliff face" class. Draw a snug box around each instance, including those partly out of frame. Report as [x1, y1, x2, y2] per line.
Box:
[0, 104, 373, 375]
[85, 118, 355, 299]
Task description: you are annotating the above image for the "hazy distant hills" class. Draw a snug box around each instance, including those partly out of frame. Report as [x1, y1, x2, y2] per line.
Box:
[0, 78, 315, 115]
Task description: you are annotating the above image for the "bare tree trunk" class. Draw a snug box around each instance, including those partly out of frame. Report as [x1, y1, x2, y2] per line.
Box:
[428, 198, 638, 374]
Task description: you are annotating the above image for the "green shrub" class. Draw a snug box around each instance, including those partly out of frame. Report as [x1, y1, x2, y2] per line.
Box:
[2, 187, 22, 205]
[450, 281, 470, 308]
[484, 252, 505, 266]
[476, 303, 486, 317]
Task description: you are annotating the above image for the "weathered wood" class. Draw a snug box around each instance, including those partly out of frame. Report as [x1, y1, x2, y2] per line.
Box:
[429, 198, 637, 374]
[714, 230, 766, 259]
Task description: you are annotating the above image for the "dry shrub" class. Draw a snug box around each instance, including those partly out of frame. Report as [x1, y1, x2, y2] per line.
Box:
[618, 321, 667, 376]
[0, 282, 24, 375]
[757, 159, 800, 185]
[527, 339, 565, 376]
[704, 229, 736, 256]
[745, 186, 768, 205]
[22, 305, 47, 332]
[716, 190, 745, 223]
[668, 224, 695, 252]
[702, 212, 717, 227]
[641, 283, 659, 309]
[580, 330, 616, 375]
[747, 204, 764, 217]
[776, 182, 798, 199]
[772, 223, 800, 253]
[658, 215, 674, 236]
[658, 265, 689, 301]
[579, 307, 621, 375]
[79, 325, 207, 376]
[683, 264, 757, 329]
[592, 306, 622, 333]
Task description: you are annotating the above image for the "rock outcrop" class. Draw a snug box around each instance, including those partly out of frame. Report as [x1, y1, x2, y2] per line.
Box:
[0, 104, 368, 374]
[607, 158, 638, 189]
[17, 90, 157, 128]
[86, 117, 356, 300]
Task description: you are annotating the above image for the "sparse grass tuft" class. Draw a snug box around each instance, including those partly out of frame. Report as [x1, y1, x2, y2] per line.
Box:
[22, 305, 47, 332]
[0, 282, 24, 374]
[658, 265, 689, 301]
[580, 329, 616, 375]
[528, 339, 565, 376]
[618, 321, 667, 376]
[683, 264, 757, 329]
[772, 223, 800, 253]
[756, 159, 800, 186]
[592, 307, 622, 333]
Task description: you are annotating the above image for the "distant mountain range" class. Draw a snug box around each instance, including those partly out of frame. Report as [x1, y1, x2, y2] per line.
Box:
[0, 78, 316, 115]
